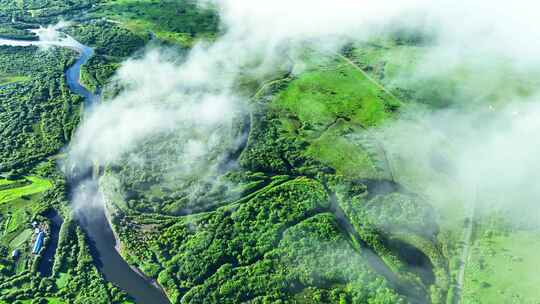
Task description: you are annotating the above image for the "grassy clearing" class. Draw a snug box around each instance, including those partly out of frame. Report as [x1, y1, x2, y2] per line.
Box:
[274, 58, 399, 128]
[269, 52, 399, 179]
[306, 122, 383, 178]
[0, 74, 29, 86]
[463, 230, 540, 303]
[0, 176, 52, 204]
[9, 228, 32, 248]
[56, 272, 70, 289]
[95, 0, 218, 46]
[0, 175, 52, 278]
[0, 179, 16, 186]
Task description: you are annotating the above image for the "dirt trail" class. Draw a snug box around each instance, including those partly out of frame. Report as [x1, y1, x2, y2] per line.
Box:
[455, 188, 476, 303]
[337, 53, 402, 103]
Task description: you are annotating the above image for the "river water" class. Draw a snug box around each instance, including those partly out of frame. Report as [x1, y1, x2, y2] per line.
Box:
[38, 209, 63, 277]
[0, 33, 170, 304]
[74, 180, 170, 304]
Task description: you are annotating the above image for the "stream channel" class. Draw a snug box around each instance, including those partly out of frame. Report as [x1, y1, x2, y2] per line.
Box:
[0, 31, 170, 304]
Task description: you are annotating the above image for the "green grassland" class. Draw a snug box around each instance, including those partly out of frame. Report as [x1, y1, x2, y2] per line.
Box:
[0, 176, 51, 204]
[0, 74, 30, 86]
[0, 176, 51, 254]
[92, 0, 219, 46]
[0, 175, 52, 303]
[346, 39, 540, 109]
[268, 52, 400, 179]
[463, 228, 540, 303]
[273, 58, 399, 127]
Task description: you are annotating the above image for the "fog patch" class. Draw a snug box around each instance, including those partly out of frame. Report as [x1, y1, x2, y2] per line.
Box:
[65, 0, 540, 220]
[378, 98, 540, 226]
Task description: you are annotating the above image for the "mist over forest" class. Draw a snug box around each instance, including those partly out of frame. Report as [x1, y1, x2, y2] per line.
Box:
[0, 1, 538, 303]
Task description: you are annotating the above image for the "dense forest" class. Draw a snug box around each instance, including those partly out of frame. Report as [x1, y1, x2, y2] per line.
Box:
[0, 1, 535, 304]
[0, 1, 452, 303]
[0, 46, 81, 174]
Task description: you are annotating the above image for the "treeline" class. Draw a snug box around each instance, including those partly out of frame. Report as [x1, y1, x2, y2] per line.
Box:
[51, 218, 130, 303]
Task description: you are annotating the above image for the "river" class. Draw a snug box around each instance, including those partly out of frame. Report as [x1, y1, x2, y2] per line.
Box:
[74, 180, 170, 304]
[38, 209, 63, 277]
[0, 32, 170, 304]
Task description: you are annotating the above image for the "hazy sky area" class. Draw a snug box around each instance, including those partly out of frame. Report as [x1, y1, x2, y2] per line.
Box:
[64, 0, 540, 224]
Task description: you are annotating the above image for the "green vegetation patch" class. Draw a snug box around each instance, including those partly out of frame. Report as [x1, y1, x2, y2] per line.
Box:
[95, 0, 219, 46]
[306, 122, 384, 178]
[250, 51, 401, 179]
[8, 228, 32, 248]
[55, 272, 70, 289]
[0, 74, 30, 86]
[0, 46, 82, 172]
[463, 229, 540, 304]
[0, 176, 52, 204]
[274, 57, 399, 128]
[112, 177, 408, 303]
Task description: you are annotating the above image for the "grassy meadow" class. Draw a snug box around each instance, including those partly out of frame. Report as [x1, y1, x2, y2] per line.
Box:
[0, 74, 30, 86]
[94, 0, 218, 46]
[463, 230, 540, 303]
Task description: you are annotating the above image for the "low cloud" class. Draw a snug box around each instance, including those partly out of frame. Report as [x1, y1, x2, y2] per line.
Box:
[64, 0, 540, 223]
[67, 49, 243, 171]
[377, 97, 540, 226]
[33, 20, 72, 42]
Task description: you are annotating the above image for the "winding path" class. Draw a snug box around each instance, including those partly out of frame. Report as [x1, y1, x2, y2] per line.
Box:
[455, 188, 476, 303]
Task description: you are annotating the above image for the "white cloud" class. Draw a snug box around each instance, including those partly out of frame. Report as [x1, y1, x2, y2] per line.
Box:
[65, 0, 540, 222]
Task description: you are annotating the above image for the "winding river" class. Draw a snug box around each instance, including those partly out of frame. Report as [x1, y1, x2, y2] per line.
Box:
[0, 33, 170, 304]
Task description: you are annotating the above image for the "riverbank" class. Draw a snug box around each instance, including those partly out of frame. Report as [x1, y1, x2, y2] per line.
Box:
[38, 210, 64, 277]
[101, 189, 170, 298]
[1, 29, 170, 303]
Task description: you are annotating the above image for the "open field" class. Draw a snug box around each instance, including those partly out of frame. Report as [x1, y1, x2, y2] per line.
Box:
[266, 51, 400, 179]
[0, 176, 52, 205]
[463, 229, 540, 304]
[274, 55, 400, 127]
[0, 176, 51, 302]
[93, 0, 218, 46]
[0, 74, 29, 86]
[0, 177, 51, 239]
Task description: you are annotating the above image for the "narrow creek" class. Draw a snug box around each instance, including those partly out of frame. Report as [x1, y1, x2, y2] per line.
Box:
[0, 32, 170, 304]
